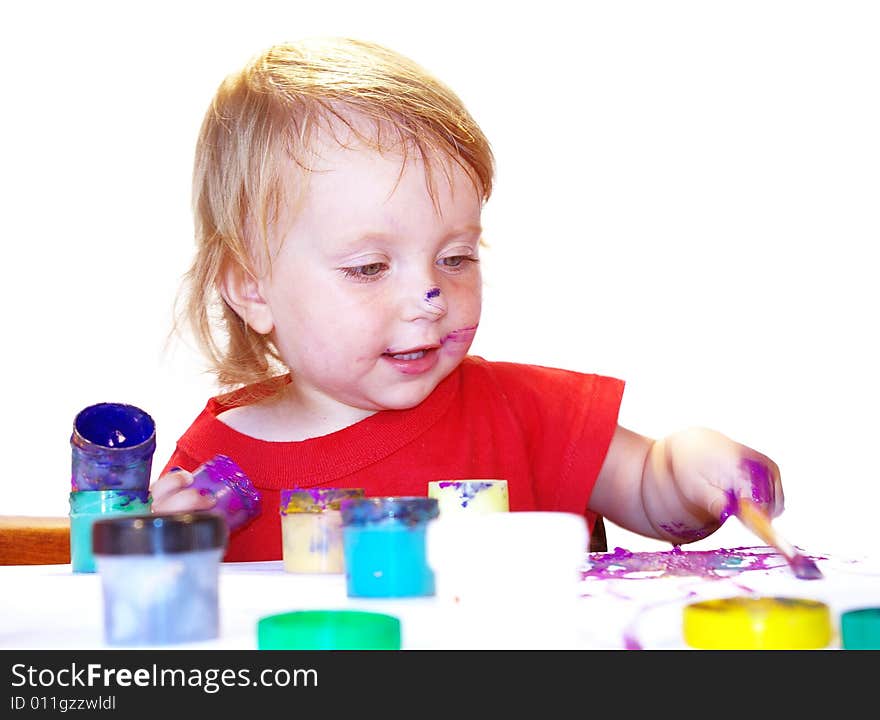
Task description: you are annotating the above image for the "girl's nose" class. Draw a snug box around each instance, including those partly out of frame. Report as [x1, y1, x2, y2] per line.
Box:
[423, 286, 446, 316]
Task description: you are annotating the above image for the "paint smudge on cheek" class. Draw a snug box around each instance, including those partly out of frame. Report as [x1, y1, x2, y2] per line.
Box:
[441, 324, 478, 348]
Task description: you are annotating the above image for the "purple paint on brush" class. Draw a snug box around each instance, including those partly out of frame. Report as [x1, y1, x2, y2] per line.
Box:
[789, 553, 824, 580]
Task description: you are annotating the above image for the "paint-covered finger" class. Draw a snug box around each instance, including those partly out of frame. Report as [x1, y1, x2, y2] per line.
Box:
[737, 456, 784, 517]
[767, 458, 785, 518]
[151, 486, 215, 514]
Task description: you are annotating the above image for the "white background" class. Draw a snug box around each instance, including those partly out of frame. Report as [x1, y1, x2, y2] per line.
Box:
[1, 1, 877, 559]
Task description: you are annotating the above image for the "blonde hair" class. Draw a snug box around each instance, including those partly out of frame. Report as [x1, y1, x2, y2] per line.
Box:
[177, 37, 495, 391]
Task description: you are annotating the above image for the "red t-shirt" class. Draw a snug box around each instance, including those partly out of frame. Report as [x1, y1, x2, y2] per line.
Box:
[162, 356, 625, 561]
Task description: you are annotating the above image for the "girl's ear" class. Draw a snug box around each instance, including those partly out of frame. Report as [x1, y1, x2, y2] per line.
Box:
[218, 262, 274, 335]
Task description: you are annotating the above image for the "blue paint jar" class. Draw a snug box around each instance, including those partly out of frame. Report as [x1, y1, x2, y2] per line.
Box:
[92, 512, 228, 646]
[70, 402, 156, 491]
[340, 496, 439, 598]
[69, 489, 152, 573]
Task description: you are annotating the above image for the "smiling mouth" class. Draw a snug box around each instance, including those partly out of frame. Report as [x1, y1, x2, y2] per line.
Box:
[383, 346, 436, 360]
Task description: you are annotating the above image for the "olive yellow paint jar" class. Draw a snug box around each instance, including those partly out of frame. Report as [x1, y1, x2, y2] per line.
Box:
[683, 596, 833, 649]
[427, 479, 509, 515]
[280, 488, 365, 573]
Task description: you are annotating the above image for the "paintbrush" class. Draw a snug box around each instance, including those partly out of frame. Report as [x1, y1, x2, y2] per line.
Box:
[736, 498, 823, 580]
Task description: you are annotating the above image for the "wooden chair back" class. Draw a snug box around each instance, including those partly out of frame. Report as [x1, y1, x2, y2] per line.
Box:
[0, 516, 71, 565]
[589, 515, 608, 553]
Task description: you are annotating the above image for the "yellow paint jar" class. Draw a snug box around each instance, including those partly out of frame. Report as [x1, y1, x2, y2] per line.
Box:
[427, 479, 509, 515]
[683, 596, 833, 649]
[279, 488, 365, 573]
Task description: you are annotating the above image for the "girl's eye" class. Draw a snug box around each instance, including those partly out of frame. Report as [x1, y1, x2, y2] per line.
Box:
[440, 255, 479, 269]
[340, 262, 387, 281]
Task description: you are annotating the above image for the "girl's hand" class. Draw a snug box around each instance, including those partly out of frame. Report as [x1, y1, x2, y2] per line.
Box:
[666, 428, 784, 521]
[150, 467, 216, 514]
[646, 428, 784, 544]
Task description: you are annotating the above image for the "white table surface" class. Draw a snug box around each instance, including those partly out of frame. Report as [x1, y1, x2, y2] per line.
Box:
[2, 548, 878, 650]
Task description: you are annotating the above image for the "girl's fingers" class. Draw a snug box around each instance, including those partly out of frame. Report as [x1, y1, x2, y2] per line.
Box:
[151, 486, 216, 514]
[150, 469, 195, 505]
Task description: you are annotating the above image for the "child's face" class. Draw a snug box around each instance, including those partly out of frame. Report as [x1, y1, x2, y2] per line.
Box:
[253, 138, 483, 414]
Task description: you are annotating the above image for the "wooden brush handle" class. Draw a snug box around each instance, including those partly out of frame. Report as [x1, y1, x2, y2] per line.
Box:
[736, 498, 795, 558]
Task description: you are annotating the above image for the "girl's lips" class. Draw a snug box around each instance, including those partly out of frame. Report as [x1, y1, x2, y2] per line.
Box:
[381, 346, 440, 375]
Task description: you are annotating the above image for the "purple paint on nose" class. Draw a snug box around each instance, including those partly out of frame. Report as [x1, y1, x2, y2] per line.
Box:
[741, 458, 774, 504]
[425, 287, 441, 300]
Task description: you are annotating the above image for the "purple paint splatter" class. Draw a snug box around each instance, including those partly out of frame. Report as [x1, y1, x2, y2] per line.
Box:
[581, 545, 825, 582]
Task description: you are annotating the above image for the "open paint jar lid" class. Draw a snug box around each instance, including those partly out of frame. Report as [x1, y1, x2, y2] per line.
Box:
[339, 496, 439, 526]
[280, 488, 365, 514]
[683, 596, 833, 649]
[70, 402, 156, 491]
[257, 609, 401, 650]
[92, 512, 228, 555]
[840, 607, 880, 649]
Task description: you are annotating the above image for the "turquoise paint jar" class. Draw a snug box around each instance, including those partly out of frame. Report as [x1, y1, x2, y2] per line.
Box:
[340, 496, 439, 598]
[841, 607, 880, 650]
[69, 490, 151, 573]
[92, 512, 228, 646]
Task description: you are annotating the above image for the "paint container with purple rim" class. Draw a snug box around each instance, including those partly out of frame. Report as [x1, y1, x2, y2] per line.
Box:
[70, 403, 156, 491]
[69, 489, 152, 573]
[93, 512, 227, 646]
[279, 488, 365, 574]
[190, 454, 262, 532]
[428, 479, 509, 515]
[340, 496, 439, 598]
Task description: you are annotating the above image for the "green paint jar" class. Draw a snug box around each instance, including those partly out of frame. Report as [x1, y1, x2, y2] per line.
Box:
[257, 609, 401, 650]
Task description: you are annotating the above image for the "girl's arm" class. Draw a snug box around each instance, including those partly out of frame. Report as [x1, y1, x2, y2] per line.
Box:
[589, 425, 783, 544]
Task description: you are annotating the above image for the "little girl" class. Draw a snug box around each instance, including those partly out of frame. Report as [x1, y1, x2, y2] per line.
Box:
[151, 37, 782, 561]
